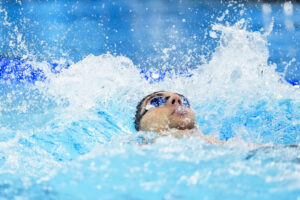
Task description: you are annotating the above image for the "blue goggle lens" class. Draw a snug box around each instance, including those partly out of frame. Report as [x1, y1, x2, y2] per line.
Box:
[150, 96, 167, 107]
[181, 97, 190, 108]
[146, 95, 191, 110]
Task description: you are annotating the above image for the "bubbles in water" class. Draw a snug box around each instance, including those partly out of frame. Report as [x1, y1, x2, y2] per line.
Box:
[0, 3, 299, 199]
[283, 2, 293, 16]
[26, 19, 298, 145]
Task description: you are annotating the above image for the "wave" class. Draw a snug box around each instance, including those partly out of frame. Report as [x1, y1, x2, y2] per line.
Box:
[0, 19, 299, 200]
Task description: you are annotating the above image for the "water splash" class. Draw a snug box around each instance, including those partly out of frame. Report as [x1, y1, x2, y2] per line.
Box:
[0, 17, 299, 199]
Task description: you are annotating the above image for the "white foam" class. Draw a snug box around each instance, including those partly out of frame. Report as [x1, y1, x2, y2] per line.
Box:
[35, 20, 299, 133]
[283, 2, 293, 16]
[0, 7, 299, 198]
[262, 4, 272, 15]
[39, 54, 147, 124]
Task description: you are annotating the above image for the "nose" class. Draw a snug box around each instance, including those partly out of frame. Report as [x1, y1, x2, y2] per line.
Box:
[166, 94, 182, 106]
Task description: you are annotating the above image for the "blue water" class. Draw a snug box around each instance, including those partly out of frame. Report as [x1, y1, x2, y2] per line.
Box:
[0, 0, 300, 199]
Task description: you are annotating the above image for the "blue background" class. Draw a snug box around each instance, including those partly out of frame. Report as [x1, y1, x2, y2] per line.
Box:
[0, 0, 299, 84]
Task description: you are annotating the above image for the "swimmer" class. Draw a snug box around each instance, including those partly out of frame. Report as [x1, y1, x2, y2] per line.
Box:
[134, 91, 225, 145]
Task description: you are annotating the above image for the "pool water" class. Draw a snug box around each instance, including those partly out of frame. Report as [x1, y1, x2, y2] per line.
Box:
[0, 0, 300, 199]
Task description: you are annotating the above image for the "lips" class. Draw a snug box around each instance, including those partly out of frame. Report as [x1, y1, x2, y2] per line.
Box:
[172, 106, 187, 116]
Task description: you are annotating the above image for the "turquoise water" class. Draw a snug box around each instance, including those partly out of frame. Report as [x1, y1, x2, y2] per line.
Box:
[0, 0, 300, 199]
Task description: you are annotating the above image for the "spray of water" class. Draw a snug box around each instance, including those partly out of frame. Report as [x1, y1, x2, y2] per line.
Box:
[0, 15, 299, 199]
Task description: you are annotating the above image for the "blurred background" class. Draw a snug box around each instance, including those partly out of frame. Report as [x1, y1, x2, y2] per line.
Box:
[0, 0, 299, 84]
[0, 2, 299, 199]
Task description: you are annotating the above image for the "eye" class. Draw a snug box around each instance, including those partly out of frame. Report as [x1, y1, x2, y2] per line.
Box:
[150, 96, 167, 107]
[181, 97, 190, 107]
[145, 96, 167, 110]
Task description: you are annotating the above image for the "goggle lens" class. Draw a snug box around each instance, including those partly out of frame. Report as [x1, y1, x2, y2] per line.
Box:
[181, 97, 190, 108]
[150, 96, 167, 107]
[145, 95, 191, 111]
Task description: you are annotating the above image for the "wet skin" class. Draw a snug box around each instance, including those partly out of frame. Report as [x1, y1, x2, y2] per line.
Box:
[139, 91, 196, 132]
[137, 91, 224, 144]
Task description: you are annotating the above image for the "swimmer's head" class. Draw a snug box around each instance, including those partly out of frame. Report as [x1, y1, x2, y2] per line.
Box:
[135, 91, 196, 132]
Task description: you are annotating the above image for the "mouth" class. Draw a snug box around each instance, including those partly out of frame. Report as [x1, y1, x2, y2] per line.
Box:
[172, 106, 188, 116]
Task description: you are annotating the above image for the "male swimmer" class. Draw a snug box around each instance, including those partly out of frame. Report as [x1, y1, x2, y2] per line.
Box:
[134, 91, 225, 145]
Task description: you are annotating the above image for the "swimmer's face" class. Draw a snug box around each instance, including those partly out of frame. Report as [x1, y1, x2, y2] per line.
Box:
[135, 91, 196, 132]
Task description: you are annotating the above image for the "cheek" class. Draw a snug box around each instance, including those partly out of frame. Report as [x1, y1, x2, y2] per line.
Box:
[146, 107, 173, 119]
[139, 108, 171, 131]
[189, 110, 196, 121]
[149, 109, 170, 123]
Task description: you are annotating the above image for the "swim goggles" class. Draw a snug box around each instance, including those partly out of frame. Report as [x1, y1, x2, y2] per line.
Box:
[145, 95, 190, 110]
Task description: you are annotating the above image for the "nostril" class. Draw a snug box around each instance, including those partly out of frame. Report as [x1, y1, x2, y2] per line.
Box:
[178, 100, 182, 105]
[172, 99, 176, 104]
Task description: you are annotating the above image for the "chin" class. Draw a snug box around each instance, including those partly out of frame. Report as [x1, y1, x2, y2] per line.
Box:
[169, 123, 195, 130]
[169, 116, 195, 130]
[169, 110, 195, 128]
